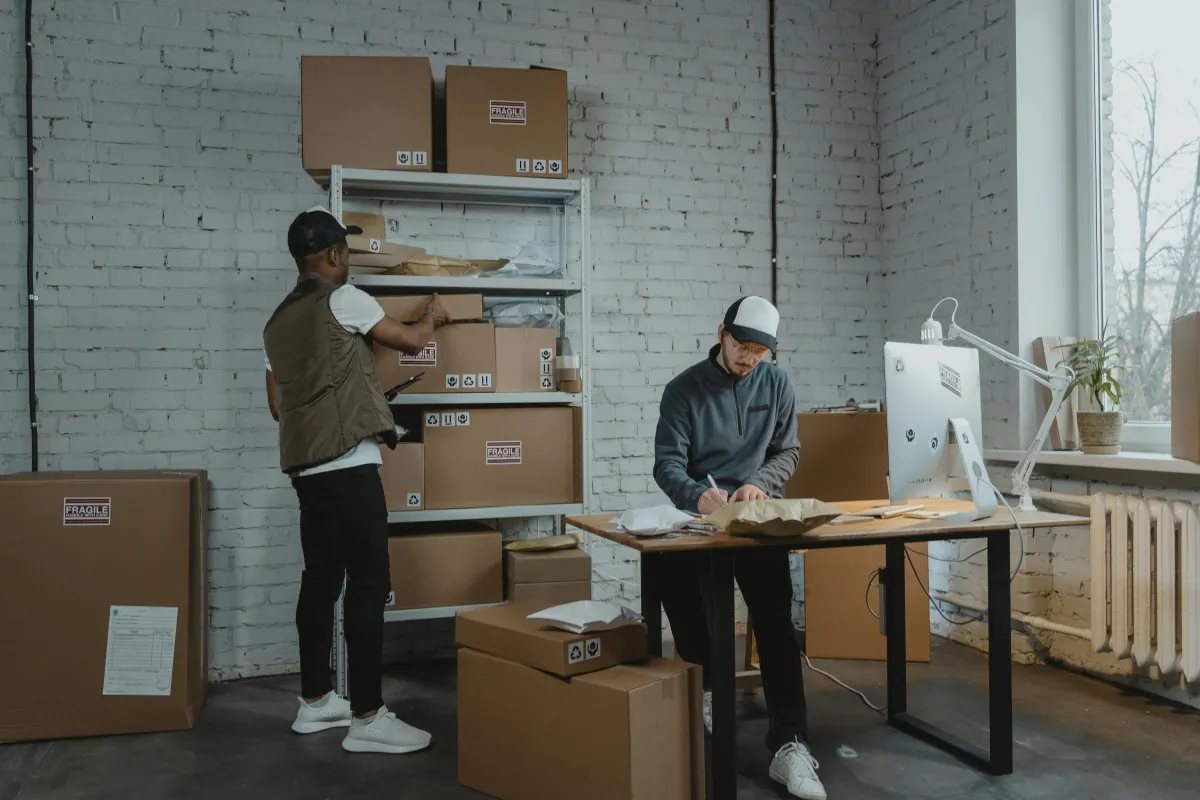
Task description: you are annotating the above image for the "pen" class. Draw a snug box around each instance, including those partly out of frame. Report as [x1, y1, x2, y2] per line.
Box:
[707, 474, 719, 492]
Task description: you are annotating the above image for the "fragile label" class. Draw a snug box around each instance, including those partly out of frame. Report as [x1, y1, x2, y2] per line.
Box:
[441, 412, 457, 427]
[489, 99, 527, 125]
[406, 492, 421, 508]
[445, 374, 461, 390]
[938, 362, 962, 397]
[412, 151, 427, 167]
[478, 373, 493, 388]
[64, 497, 112, 526]
[567, 641, 585, 665]
[486, 440, 522, 465]
[425, 412, 441, 427]
[400, 343, 436, 366]
[396, 151, 412, 166]
[462, 374, 477, 389]
[103, 606, 178, 696]
[540, 348, 554, 362]
[584, 638, 602, 660]
[455, 411, 471, 427]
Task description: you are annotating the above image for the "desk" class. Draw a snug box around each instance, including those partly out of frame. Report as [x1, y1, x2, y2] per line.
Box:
[567, 498, 1088, 799]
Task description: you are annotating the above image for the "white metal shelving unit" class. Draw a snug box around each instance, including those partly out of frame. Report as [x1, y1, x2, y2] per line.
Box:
[323, 166, 592, 697]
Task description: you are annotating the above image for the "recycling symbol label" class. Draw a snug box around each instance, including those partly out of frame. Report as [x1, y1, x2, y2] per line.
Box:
[426, 412, 440, 427]
[406, 492, 421, 508]
[540, 376, 553, 389]
[567, 642, 585, 665]
[584, 638, 602, 660]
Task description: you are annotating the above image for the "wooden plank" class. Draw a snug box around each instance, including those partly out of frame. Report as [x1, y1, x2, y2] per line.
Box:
[1033, 336, 1081, 450]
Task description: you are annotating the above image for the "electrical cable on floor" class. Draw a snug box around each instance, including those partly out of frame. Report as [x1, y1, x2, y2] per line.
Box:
[793, 645, 887, 716]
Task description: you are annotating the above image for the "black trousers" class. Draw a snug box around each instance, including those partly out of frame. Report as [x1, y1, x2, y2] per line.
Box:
[292, 465, 390, 715]
[658, 548, 809, 752]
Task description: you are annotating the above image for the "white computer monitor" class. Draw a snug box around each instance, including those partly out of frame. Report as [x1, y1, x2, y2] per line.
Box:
[883, 341, 997, 520]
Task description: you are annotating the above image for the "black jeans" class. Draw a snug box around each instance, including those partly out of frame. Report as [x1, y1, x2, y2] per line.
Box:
[292, 465, 390, 715]
[658, 548, 808, 752]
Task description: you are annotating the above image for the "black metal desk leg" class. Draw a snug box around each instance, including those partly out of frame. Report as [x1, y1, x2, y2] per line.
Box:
[702, 550, 737, 799]
[988, 531, 1014, 774]
[641, 552, 663, 657]
[884, 541, 907, 718]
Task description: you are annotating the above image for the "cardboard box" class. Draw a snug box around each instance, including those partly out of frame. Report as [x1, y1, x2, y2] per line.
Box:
[506, 548, 591, 584]
[385, 530, 502, 611]
[445, 65, 568, 179]
[1172, 312, 1200, 463]
[0, 471, 208, 742]
[342, 211, 385, 241]
[787, 412, 931, 662]
[424, 406, 582, 509]
[301, 56, 432, 177]
[457, 600, 642, 677]
[506, 579, 591, 607]
[458, 648, 703, 800]
[381, 443, 424, 511]
[375, 322, 496, 395]
[377, 294, 484, 325]
[495, 327, 558, 392]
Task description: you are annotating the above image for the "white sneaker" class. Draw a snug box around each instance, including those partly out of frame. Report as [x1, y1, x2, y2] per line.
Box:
[290, 693, 352, 734]
[341, 706, 432, 754]
[702, 690, 713, 735]
[769, 741, 826, 800]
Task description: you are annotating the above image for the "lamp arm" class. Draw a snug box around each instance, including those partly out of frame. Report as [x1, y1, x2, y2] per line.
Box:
[945, 323, 1059, 389]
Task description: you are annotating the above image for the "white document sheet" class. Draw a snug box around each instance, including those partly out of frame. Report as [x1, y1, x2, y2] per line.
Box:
[103, 606, 179, 697]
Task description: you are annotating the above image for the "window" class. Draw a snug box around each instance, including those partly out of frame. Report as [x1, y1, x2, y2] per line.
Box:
[1079, 0, 1200, 451]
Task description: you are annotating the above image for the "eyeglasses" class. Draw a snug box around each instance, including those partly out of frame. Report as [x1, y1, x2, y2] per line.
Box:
[726, 335, 768, 358]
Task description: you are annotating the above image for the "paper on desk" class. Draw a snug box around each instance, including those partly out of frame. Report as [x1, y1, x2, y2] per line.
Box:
[610, 505, 694, 536]
[704, 498, 845, 538]
[528, 600, 642, 634]
[504, 533, 582, 552]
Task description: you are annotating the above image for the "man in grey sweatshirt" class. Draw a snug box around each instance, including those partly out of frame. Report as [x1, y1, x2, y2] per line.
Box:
[653, 296, 825, 800]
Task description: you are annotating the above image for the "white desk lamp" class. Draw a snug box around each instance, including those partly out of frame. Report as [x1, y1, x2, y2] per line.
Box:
[920, 298, 1075, 513]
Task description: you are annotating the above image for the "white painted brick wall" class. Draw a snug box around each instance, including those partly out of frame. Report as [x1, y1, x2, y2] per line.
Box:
[0, 0, 882, 679]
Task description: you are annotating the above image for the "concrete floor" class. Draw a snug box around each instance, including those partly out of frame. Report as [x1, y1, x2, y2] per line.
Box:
[3, 639, 1199, 800]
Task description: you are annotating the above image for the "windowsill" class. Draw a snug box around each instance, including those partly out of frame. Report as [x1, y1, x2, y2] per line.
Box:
[985, 449, 1200, 476]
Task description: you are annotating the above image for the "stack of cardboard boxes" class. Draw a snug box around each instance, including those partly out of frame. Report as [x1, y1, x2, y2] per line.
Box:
[505, 547, 592, 605]
[456, 603, 704, 800]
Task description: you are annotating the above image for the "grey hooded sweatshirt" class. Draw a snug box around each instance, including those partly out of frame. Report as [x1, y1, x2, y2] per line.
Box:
[653, 345, 800, 512]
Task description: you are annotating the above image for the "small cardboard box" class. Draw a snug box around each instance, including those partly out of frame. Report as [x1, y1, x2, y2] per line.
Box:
[374, 322, 497, 396]
[445, 65, 568, 179]
[458, 648, 703, 800]
[1172, 312, 1200, 463]
[380, 443, 424, 511]
[0, 471, 208, 742]
[423, 406, 582, 509]
[301, 56, 432, 177]
[506, 579, 591, 607]
[377, 294, 483, 325]
[495, 327, 558, 393]
[456, 601, 646, 678]
[506, 549, 591, 584]
[385, 530, 502, 611]
[342, 212, 385, 241]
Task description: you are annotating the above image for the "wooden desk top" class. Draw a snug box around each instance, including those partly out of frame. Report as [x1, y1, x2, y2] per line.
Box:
[566, 498, 1088, 553]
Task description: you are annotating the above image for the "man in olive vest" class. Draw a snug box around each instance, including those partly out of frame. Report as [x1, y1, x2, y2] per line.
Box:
[264, 206, 448, 754]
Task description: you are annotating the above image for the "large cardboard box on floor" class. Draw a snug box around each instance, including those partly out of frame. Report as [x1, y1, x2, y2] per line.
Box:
[424, 406, 582, 509]
[385, 529, 502, 611]
[0, 470, 208, 742]
[375, 322, 496, 395]
[380, 442, 424, 511]
[445, 65, 568, 179]
[1172, 312, 1200, 463]
[458, 648, 703, 800]
[301, 56, 432, 177]
[495, 326, 558, 392]
[788, 412, 931, 662]
[457, 600, 645, 677]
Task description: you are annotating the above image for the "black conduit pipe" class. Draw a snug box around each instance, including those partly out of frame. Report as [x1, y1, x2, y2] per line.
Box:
[25, 0, 39, 471]
[768, 0, 778, 309]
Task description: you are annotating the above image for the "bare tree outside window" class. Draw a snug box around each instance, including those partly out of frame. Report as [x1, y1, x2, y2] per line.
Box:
[1105, 1, 1200, 423]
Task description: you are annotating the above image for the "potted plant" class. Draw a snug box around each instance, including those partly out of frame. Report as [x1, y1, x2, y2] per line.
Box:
[1057, 335, 1125, 455]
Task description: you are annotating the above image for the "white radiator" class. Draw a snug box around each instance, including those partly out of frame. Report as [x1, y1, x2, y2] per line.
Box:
[1091, 494, 1200, 681]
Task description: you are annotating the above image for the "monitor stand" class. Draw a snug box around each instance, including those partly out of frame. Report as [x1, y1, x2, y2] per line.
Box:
[947, 417, 997, 522]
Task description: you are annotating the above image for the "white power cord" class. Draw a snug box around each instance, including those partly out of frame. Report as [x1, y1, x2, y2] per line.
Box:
[800, 649, 887, 716]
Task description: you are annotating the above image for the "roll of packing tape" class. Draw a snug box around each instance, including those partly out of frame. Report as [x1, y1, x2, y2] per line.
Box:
[559, 379, 583, 394]
[556, 355, 580, 369]
[556, 368, 580, 382]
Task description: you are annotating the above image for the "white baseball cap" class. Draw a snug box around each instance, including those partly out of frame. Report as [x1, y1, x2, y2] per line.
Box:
[723, 296, 779, 353]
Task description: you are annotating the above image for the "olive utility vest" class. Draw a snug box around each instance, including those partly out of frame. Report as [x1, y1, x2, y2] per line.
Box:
[263, 276, 397, 474]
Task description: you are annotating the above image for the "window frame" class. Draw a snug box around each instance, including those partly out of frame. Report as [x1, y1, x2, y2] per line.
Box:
[1075, 0, 1171, 453]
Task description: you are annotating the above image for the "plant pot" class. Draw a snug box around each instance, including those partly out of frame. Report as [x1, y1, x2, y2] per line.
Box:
[1077, 411, 1124, 455]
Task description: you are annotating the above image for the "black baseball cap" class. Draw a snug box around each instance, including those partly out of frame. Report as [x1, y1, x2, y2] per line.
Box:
[723, 296, 780, 354]
[287, 206, 363, 260]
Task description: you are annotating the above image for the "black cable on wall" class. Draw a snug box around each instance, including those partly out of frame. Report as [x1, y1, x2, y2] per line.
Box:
[25, 0, 39, 471]
[768, 0, 778, 309]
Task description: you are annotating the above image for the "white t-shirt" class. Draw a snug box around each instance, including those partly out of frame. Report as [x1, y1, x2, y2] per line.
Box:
[265, 285, 388, 478]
